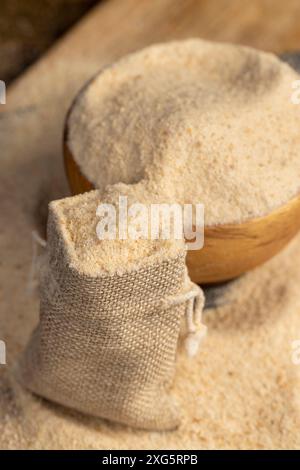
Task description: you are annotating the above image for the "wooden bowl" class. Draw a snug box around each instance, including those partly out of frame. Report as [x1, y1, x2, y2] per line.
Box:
[64, 138, 300, 284]
[63, 52, 300, 284]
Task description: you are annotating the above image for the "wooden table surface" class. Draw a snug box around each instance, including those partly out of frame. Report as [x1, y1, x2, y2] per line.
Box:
[7, 0, 300, 107]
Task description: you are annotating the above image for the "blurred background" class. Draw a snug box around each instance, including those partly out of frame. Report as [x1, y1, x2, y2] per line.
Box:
[0, 0, 98, 84]
[2, 0, 300, 88]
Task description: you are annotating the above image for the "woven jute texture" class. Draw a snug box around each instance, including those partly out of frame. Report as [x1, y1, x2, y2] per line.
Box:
[17, 207, 191, 431]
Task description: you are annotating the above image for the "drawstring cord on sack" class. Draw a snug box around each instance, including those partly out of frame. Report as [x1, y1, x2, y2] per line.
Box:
[165, 282, 207, 358]
[27, 230, 47, 295]
[183, 284, 207, 358]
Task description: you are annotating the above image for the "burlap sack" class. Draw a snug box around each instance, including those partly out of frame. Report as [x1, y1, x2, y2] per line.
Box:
[17, 202, 205, 431]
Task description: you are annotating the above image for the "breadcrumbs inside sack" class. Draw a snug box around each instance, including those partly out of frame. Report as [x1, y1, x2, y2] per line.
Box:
[55, 188, 184, 275]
